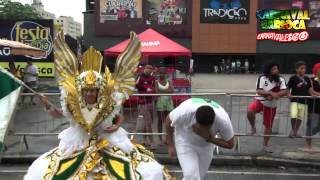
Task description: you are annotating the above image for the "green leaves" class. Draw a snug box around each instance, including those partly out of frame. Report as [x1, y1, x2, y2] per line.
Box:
[0, 0, 41, 20]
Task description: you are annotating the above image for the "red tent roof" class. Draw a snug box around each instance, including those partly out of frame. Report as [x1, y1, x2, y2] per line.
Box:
[104, 28, 191, 57]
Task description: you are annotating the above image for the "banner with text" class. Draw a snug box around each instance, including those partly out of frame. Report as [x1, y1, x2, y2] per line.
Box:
[95, 0, 192, 38]
[258, 0, 320, 40]
[0, 20, 54, 77]
[99, 0, 142, 22]
[200, 0, 250, 24]
[145, 0, 188, 25]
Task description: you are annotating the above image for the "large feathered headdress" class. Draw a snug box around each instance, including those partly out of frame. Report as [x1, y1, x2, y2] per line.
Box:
[54, 31, 141, 133]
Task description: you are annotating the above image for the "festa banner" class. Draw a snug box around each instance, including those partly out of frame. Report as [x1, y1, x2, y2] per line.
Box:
[0, 20, 54, 77]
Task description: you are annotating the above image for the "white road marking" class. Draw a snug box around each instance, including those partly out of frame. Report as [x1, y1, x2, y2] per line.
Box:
[168, 170, 320, 177]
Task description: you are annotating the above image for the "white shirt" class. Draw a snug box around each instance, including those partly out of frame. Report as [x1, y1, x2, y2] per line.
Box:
[255, 75, 287, 107]
[169, 98, 234, 147]
[158, 14, 165, 24]
[23, 64, 38, 82]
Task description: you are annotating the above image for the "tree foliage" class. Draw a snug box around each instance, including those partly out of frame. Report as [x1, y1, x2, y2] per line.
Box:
[0, 0, 41, 20]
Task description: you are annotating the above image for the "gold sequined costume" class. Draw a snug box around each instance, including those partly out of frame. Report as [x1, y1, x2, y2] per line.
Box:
[24, 31, 174, 180]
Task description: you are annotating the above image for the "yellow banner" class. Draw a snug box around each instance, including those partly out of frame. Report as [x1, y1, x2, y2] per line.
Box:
[0, 62, 55, 77]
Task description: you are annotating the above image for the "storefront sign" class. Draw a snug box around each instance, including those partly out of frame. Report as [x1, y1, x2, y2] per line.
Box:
[258, 0, 320, 40]
[95, 0, 192, 38]
[200, 0, 250, 24]
[99, 0, 142, 22]
[145, 0, 188, 25]
[0, 62, 54, 77]
[0, 20, 54, 77]
[257, 31, 309, 42]
[256, 9, 310, 42]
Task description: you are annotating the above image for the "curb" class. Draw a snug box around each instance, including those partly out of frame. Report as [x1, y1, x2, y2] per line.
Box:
[157, 155, 320, 168]
[2, 154, 320, 168]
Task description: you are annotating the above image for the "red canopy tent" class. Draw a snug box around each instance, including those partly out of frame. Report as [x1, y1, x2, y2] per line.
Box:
[106, 29, 192, 108]
[104, 28, 192, 61]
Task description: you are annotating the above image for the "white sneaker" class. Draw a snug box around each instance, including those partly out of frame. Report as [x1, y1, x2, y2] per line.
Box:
[250, 127, 256, 135]
[263, 146, 273, 153]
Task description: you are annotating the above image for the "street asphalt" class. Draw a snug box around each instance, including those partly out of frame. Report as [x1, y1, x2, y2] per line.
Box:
[0, 165, 319, 180]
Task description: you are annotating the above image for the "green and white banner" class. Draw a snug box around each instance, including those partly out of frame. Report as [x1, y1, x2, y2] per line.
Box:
[0, 71, 22, 152]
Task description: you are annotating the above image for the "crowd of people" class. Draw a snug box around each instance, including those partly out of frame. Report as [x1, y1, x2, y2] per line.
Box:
[213, 58, 253, 74]
[11, 57, 319, 180]
[247, 61, 320, 153]
[131, 61, 320, 179]
[135, 65, 175, 149]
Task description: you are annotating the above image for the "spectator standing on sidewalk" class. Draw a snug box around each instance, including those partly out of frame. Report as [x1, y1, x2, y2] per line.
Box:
[236, 59, 241, 73]
[21, 60, 38, 105]
[136, 64, 156, 148]
[247, 62, 287, 153]
[231, 60, 236, 73]
[8, 61, 21, 79]
[305, 63, 320, 152]
[155, 67, 174, 145]
[287, 61, 312, 138]
[244, 59, 249, 73]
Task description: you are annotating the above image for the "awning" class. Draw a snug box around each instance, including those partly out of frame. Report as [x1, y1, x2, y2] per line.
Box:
[104, 28, 191, 58]
[0, 39, 47, 58]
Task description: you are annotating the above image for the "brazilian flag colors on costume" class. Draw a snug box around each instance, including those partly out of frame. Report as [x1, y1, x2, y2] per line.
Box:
[0, 71, 22, 152]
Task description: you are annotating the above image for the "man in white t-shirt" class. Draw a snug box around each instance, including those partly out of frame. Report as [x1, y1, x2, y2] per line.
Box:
[22, 60, 38, 105]
[247, 62, 287, 153]
[158, 11, 165, 25]
[166, 98, 234, 180]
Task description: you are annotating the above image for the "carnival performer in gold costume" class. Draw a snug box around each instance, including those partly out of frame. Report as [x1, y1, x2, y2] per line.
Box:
[24, 31, 174, 180]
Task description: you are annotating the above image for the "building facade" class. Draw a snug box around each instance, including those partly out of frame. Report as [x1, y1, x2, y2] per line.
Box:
[55, 16, 82, 39]
[83, 0, 320, 74]
[31, 0, 56, 19]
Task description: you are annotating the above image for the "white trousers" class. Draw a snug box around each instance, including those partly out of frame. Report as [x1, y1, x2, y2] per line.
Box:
[176, 143, 214, 180]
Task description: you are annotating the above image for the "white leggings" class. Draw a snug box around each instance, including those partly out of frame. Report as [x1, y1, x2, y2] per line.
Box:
[176, 144, 214, 180]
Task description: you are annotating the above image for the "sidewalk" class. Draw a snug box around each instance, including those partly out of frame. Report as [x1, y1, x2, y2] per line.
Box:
[36, 73, 293, 93]
[190, 73, 293, 93]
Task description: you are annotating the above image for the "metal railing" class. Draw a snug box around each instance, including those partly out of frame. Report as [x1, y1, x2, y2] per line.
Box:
[7, 93, 320, 154]
[229, 94, 320, 138]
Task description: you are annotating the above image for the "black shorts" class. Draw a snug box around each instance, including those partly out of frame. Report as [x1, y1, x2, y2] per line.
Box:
[23, 81, 37, 93]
